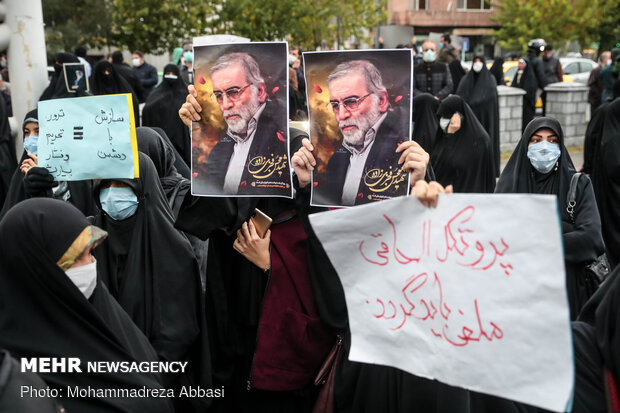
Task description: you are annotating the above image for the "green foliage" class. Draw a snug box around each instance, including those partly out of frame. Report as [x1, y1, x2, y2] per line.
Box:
[492, 0, 617, 53]
[43, 0, 115, 57]
[216, 0, 387, 50]
[112, 0, 219, 54]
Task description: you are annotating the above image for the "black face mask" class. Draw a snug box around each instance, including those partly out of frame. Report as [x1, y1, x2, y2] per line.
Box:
[164, 77, 177, 86]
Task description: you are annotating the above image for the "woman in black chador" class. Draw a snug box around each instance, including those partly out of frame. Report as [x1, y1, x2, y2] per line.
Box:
[93, 153, 212, 412]
[591, 97, 620, 270]
[496, 117, 605, 319]
[412, 92, 440, 153]
[430, 95, 496, 193]
[457, 55, 500, 176]
[0, 198, 174, 413]
[142, 64, 191, 165]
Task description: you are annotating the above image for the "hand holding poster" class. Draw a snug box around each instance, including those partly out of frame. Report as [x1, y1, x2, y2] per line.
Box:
[38, 94, 139, 181]
[309, 193, 573, 412]
[303, 49, 413, 207]
[190, 41, 292, 197]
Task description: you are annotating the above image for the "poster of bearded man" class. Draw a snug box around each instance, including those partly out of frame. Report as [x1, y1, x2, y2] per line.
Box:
[191, 41, 292, 197]
[304, 49, 413, 207]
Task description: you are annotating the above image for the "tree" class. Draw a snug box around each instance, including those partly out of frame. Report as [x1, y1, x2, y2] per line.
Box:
[593, 0, 620, 52]
[112, 0, 221, 54]
[492, 0, 601, 52]
[216, 0, 386, 50]
[43, 0, 115, 58]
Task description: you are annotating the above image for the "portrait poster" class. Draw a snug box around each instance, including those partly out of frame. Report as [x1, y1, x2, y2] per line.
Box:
[63, 63, 90, 94]
[304, 49, 413, 207]
[190, 41, 292, 197]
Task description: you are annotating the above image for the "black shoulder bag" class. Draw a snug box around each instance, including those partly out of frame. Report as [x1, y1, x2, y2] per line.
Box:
[567, 173, 610, 285]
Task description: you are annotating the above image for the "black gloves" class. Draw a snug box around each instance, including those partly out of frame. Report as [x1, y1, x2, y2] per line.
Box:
[24, 167, 58, 197]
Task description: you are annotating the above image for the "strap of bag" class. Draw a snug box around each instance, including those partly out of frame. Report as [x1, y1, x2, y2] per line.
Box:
[567, 172, 582, 224]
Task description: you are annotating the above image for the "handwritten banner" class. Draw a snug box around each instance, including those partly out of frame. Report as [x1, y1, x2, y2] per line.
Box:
[309, 194, 573, 412]
[38, 94, 139, 181]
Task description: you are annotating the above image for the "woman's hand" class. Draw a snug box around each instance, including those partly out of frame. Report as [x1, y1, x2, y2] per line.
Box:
[413, 180, 453, 207]
[233, 220, 271, 271]
[20, 154, 38, 174]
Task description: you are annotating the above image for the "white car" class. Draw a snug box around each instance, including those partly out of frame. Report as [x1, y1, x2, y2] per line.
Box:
[560, 57, 598, 84]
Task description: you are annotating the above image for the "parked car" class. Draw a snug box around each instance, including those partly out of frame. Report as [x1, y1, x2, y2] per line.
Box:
[560, 57, 598, 84]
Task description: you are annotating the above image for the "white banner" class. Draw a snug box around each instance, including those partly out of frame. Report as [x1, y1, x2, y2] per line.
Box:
[309, 194, 573, 412]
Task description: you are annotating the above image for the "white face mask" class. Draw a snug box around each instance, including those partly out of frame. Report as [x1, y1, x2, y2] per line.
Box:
[472, 61, 484, 73]
[65, 259, 98, 299]
[164, 74, 178, 80]
[132, 58, 141, 67]
[439, 117, 451, 132]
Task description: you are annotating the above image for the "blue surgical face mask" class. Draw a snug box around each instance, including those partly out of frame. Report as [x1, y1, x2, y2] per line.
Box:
[23, 135, 38, 155]
[423, 50, 436, 63]
[527, 141, 561, 173]
[183, 51, 193, 63]
[99, 186, 139, 221]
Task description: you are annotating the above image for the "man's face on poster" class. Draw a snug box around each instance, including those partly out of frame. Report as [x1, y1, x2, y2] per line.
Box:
[327, 72, 388, 148]
[211, 64, 266, 136]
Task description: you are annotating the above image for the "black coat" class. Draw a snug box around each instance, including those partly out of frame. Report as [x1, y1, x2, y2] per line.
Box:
[592, 98, 620, 268]
[0, 95, 15, 209]
[512, 54, 547, 131]
[457, 56, 500, 176]
[412, 93, 440, 153]
[496, 117, 605, 319]
[194, 100, 291, 196]
[313, 110, 408, 206]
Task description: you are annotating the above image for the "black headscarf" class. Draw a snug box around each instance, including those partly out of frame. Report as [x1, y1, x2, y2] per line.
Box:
[142, 64, 191, 166]
[39, 53, 85, 101]
[430, 95, 495, 193]
[457, 55, 500, 176]
[0, 198, 174, 413]
[151, 126, 191, 179]
[448, 59, 466, 93]
[90, 60, 140, 125]
[412, 93, 440, 153]
[497, 117, 574, 217]
[489, 57, 505, 86]
[136, 126, 189, 216]
[93, 153, 212, 411]
[592, 98, 620, 268]
[0, 89, 15, 209]
[497, 117, 604, 318]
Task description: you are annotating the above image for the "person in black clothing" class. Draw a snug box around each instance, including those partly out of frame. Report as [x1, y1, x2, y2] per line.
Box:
[414, 40, 453, 100]
[457, 55, 500, 176]
[412, 92, 439, 152]
[541, 44, 563, 115]
[448, 59, 466, 93]
[0, 198, 174, 413]
[142, 64, 191, 165]
[132, 51, 158, 100]
[90, 60, 140, 125]
[92, 153, 212, 412]
[512, 40, 548, 131]
[0, 87, 14, 210]
[431, 95, 496, 193]
[591, 96, 620, 270]
[489, 57, 506, 86]
[111, 50, 144, 103]
[496, 117, 604, 319]
[39, 52, 89, 101]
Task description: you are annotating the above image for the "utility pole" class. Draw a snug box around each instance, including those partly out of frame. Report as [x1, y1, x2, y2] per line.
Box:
[5, 0, 47, 155]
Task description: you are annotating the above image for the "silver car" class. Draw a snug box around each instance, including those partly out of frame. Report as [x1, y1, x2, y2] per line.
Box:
[560, 57, 599, 84]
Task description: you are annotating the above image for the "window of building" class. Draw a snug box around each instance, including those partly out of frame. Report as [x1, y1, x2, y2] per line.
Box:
[457, 0, 492, 10]
[409, 0, 428, 10]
